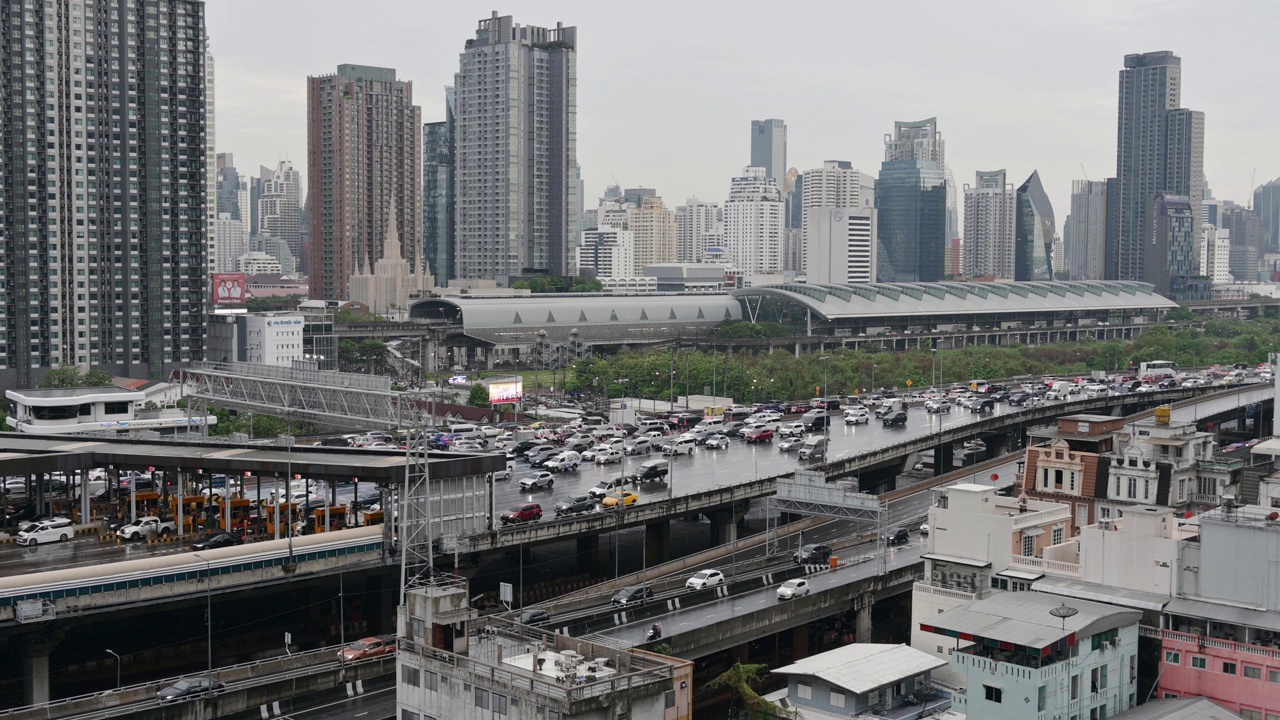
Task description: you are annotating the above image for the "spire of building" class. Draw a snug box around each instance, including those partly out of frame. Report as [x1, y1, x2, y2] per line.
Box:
[384, 205, 402, 261]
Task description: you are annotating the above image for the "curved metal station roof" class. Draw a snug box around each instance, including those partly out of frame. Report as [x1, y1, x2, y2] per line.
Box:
[411, 294, 741, 344]
[733, 281, 1175, 321]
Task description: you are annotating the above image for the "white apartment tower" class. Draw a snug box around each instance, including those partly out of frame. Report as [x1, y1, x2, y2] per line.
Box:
[215, 214, 250, 273]
[1067, 179, 1108, 280]
[629, 197, 677, 271]
[576, 228, 635, 279]
[963, 169, 1016, 279]
[259, 160, 302, 260]
[724, 167, 784, 278]
[800, 161, 874, 275]
[454, 13, 578, 281]
[676, 198, 721, 263]
[804, 208, 877, 284]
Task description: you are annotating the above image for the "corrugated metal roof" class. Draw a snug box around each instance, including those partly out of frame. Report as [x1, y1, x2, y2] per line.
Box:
[925, 592, 1141, 649]
[1164, 597, 1280, 633]
[1113, 697, 1243, 720]
[773, 643, 947, 695]
[1032, 577, 1169, 612]
[733, 280, 1175, 321]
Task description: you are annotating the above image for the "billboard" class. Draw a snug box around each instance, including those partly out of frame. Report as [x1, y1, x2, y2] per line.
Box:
[487, 378, 524, 404]
[212, 273, 247, 306]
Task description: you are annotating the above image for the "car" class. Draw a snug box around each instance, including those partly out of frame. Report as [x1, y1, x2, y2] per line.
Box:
[338, 635, 396, 662]
[778, 436, 802, 452]
[500, 503, 542, 525]
[15, 517, 74, 546]
[720, 420, 746, 437]
[525, 448, 559, 467]
[602, 491, 639, 509]
[1024, 395, 1048, 407]
[623, 437, 652, 455]
[518, 472, 556, 491]
[885, 527, 910, 545]
[1135, 384, 1158, 394]
[595, 448, 624, 464]
[843, 409, 870, 424]
[493, 462, 516, 482]
[778, 422, 805, 438]
[744, 428, 774, 444]
[794, 543, 832, 564]
[156, 677, 224, 703]
[924, 399, 951, 414]
[882, 411, 908, 427]
[919, 522, 930, 535]
[777, 578, 810, 601]
[544, 451, 582, 472]
[588, 476, 627, 499]
[115, 516, 177, 540]
[969, 398, 995, 414]
[703, 434, 731, 449]
[190, 533, 243, 551]
[518, 608, 551, 625]
[554, 494, 596, 516]
[685, 569, 725, 590]
[580, 444, 609, 461]
[611, 585, 654, 606]
[1007, 392, 1030, 406]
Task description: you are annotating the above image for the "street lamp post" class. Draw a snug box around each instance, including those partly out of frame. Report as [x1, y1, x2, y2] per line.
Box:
[931, 348, 938, 388]
[105, 649, 120, 690]
[192, 553, 214, 695]
[819, 356, 830, 397]
[871, 364, 877, 392]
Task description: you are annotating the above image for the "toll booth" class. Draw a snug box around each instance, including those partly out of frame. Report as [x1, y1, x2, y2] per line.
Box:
[361, 509, 385, 527]
[174, 495, 209, 535]
[132, 491, 163, 517]
[267, 502, 298, 538]
[312, 506, 346, 534]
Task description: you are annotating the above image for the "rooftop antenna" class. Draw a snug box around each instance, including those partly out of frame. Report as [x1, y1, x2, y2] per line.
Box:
[1079, 164, 1090, 182]
[1249, 169, 1257, 209]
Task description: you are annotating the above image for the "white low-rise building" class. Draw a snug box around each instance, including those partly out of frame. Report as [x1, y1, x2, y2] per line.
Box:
[5, 387, 214, 435]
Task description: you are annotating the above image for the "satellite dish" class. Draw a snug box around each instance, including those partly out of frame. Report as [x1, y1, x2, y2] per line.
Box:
[1269, 512, 1279, 522]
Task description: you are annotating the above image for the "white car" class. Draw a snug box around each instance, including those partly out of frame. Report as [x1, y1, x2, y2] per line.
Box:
[493, 461, 516, 482]
[776, 578, 810, 600]
[542, 451, 581, 473]
[595, 448, 624, 464]
[703, 434, 730, 449]
[919, 522, 930, 535]
[843, 409, 870, 425]
[581, 444, 611, 461]
[15, 517, 74, 546]
[778, 436, 803, 452]
[115, 515, 176, 541]
[686, 569, 725, 590]
[519, 472, 556, 491]
[779, 422, 805, 438]
[924, 399, 951, 414]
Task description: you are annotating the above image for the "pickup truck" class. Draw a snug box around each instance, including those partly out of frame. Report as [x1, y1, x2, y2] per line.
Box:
[116, 515, 177, 540]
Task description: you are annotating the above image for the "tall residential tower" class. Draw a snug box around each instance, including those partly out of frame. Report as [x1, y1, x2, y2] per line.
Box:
[963, 170, 1016, 279]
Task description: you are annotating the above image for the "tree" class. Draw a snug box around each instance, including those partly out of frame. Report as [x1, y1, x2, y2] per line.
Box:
[467, 383, 490, 408]
[40, 364, 115, 389]
[706, 662, 789, 719]
[339, 340, 361, 371]
[357, 340, 389, 375]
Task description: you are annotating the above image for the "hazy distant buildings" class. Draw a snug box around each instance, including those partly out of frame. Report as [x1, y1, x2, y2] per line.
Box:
[215, 154, 250, 274]
[963, 170, 1015, 279]
[676, 198, 721, 264]
[216, 213, 250, 274]
[1111, 51, 1204, 287]
[454, 12, 579, 281]
[258, 160, 302, 262]
[307, 64, 423, 300]
[875, 118, 948, 282]
[424, 88, 456, 282]
[1067, 180, 1109, 280]
[750, 119, 787, 186]
[1015, 171, 1057, 280]
[804, 208, 877, 284]
[724, 167, 784, 278]
[1254, 177, 1280, 252]
[629, 197, 678, 271]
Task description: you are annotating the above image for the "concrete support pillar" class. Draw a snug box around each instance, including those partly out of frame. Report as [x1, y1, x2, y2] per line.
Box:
[855, 593, 874, 643]
[644, 520, 670, 567]
[21, 636, 60, 705]
[577, 535, 602, 576]
[791, 623, 808, 661]
[1238, 416, 1248, 432]
[709, 510, 738, 545]
[932, 443, 954, 477]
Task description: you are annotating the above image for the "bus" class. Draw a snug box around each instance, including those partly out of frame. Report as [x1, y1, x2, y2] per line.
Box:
[1139, 360, 1178, 378]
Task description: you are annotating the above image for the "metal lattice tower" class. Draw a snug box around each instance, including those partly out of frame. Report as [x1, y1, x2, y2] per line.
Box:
[186, 361, 434, 430]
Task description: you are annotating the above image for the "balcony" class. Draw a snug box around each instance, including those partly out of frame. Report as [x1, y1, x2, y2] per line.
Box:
[913, 580, 991, 603]
[1008, 554, 1081, 577]
[1141, 626, 1280, 661]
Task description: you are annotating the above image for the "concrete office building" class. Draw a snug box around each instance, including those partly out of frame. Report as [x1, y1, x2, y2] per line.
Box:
[963, 170, 1016, 279]
[750, 118, 787, 185]
[675, 198, 721, 264]
[307, 64, 423, 300]
[1015, 171, 1057, 280]
[423, 88, 456, 282]
[800, 161, 875, 274]
[876, 119, 948, 282]
[804, 208, 877, 284]
[576, 228, 635, 279]
[1111, 51, 1204, 285]
[0, 0, 211, 388]
[629, 197, 677, 272]
[1201, 227, 1231, 283]
[258, 160, 302, 261]
[454, 12, 579, 281]
[724, 167, 784, 278]
[1067, 180, 1109, 280]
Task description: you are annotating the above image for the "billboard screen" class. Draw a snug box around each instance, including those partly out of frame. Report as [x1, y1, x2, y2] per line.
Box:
[212, 273, 247, 306]
[487, 379, 524, 404]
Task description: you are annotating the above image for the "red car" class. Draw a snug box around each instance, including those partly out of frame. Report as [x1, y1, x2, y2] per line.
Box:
[338, 635, 396, 662]
[500, 503, 543, 525]
[744, 428, 774, 444]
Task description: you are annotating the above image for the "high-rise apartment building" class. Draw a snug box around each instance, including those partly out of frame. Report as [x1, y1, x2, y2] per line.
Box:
[1201, 227, 1231, 283]
[0, 0, 210, 388]
[875, 119, 948, 282]
[259, 160, 301, 261]
[215, 214, 249, 274]
[628, 197, 676, 271]
[1014, 171, 1057, 280]
[676, 198, 721, 264]
[1067, 180, 1109, 280]
[307, 64, 423, 300]
[749, 119, 787, 185]
[963, 170, 1016, 279]
[724, 167, 784, 278]
[1254, 177, 1280, 252]
[1148, 193, 1198, 299]
[215, 153, 250, 275]
[1111, 51, 1204, 285]
[575, 228, 635, 279]
[804, 209, 877, 284]
[454, 12, 578, 281]
[423, 91, 455, 282]
[799, 161, 874, 275]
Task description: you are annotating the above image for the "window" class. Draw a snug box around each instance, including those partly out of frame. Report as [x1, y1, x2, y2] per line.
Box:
[1164, 651, 1181, 665]
[1164, 693, 1178, 699]
[400, 666, 420, 687]
[1191, 656, 1207, 670]
[400, 711, 419, 720]
[493, 694, 507, 715]
[983, 685, 1003, 703]
[1244, 666, 1262, 680]
[1223, 662, 1237, 675]
[474, 687, 489, 709]
[1128, 478, 1137, 499]
[665, 691, 676, 709]
[1270, 669, 1280, 683]
[1239, 710, 1261, 720]
[830, 691, 845, 708]
[103, 401, 130, 415]
[1022, 535, 1035, 557]
[1052, 527, 1064, 545]
[424, 670, 438, 691]
[797, 683, 812, 700]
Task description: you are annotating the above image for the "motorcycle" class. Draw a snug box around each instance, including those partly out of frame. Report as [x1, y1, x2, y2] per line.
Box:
[646, 622, 663, 642]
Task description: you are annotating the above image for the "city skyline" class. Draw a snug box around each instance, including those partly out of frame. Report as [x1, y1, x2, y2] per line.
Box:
[207, 1, 1277, 233]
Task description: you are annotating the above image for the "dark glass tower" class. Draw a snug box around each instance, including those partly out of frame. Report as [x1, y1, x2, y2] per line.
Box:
[423, 88, 455, 282]
[1015, 171, 1056, 280]
[875, 162, 947, 282]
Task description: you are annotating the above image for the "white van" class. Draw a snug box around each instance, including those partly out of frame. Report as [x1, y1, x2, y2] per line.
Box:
[797, 436, 827, 461]
[16, 517, 74, 546]
[1045, 381, 1072, 401]
[447, 424, 488, 448]
[663, 436, 696, 456]
[543, 451, 582, 472]
[695, 417, 724, 432]
[1083, 384, 1109, 399]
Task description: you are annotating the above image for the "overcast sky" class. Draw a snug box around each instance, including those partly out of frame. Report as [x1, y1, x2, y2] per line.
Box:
[207, 0, 1278, 226]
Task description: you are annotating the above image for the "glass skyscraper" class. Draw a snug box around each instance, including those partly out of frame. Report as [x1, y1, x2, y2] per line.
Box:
[875, 119, 948, 282]
[750, 119, 787, 186]
[423, 88, 455, 282]
[1015, 171, 1056, 280]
